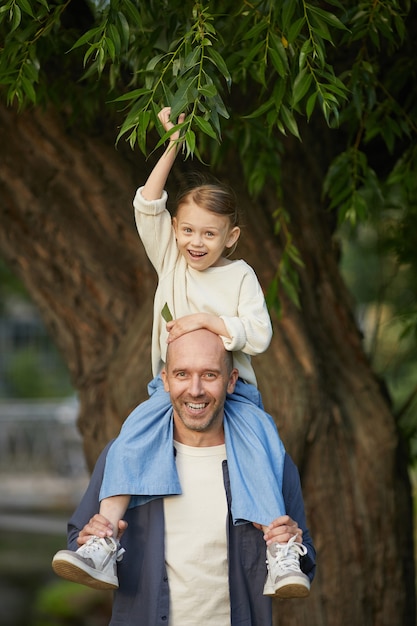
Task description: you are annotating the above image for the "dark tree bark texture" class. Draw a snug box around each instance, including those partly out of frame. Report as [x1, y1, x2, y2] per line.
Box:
[0, 102, 414, 626]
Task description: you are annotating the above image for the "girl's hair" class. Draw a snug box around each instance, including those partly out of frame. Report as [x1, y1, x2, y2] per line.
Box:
[175, 172, 241, 229]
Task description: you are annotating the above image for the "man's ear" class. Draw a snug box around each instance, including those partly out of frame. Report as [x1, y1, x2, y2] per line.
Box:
[227, 368, 239, 394]
[161, 368, 170, 392]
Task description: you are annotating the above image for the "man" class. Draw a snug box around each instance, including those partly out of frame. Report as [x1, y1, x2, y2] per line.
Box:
[54, 329, 315, 625]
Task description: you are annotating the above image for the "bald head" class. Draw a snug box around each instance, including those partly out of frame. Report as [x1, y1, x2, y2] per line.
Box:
[162, 329, 238, 444]
[165, 329, 234, 376]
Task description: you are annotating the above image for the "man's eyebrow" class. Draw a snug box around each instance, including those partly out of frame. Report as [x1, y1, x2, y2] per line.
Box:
[170, 367, 221, 374]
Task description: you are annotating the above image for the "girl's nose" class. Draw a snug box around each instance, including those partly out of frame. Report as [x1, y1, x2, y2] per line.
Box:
[191, 233, 203, 247]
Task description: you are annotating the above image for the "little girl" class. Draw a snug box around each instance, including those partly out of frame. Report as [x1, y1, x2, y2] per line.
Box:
[52, 108, 310, 598]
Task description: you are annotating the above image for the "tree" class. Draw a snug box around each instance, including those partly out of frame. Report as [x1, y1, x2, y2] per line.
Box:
[0, 1, 416, 624]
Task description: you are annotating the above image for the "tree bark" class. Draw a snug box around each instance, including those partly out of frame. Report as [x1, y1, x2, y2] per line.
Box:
[0, 102, 414, 625]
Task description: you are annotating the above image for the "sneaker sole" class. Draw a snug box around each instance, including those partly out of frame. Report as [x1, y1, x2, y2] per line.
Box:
[52, 554, 118, 590]
[263, 578, 310, 598]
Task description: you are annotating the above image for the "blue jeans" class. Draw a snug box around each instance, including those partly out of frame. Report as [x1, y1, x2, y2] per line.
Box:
[100, 376, 286, 526]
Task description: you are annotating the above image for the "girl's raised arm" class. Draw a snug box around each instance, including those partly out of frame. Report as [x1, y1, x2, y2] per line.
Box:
[141, 107, 185, 201]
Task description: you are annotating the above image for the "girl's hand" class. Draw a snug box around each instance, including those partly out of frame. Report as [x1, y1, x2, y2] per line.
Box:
[166, 313, 230, 343]
[166, 313, 207, 342]
[158, 107, 185, 142]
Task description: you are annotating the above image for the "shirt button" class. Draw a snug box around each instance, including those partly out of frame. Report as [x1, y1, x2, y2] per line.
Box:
[163, 576, 168, 582]
[161, 616, 167, 621]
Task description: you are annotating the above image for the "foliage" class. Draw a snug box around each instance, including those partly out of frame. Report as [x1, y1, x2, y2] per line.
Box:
[34, 579, 111, 624]
[0, 1, 415, 284]
[0, 0, 417, 444]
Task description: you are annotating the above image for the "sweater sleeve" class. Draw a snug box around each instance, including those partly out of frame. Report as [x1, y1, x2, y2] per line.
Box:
[219, 264, 272, 355]
[133, 186, 177, 275]
[282, 453, 316, 582]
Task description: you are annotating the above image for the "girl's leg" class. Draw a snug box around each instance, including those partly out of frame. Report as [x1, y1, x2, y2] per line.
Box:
[99, 376, 181, 507]
[99, 494, 131, 537]
[223, 379, 286, 526]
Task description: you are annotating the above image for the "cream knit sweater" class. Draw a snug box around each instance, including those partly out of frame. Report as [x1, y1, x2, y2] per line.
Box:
[133, 187, 272, 387]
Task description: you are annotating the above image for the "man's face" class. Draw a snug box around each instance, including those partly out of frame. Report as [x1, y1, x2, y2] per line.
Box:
[161, 329, 238, 443]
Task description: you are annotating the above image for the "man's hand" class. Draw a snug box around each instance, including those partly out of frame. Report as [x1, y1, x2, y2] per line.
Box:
[254, 515, 303, 546]
[77, 513, 128, 547]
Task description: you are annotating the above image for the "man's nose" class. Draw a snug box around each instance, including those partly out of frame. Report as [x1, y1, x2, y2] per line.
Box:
[189, 374, 203, 396]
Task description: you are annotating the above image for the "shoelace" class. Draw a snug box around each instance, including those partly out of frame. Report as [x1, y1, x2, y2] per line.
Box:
[80, 536, 125, 561]
[269, 535, 307, 572]
[116, 546, 125, 562]
[80, 536, 115, 556]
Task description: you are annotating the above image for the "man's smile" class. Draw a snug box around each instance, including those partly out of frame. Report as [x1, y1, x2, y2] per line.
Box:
[186, 401, 209, 411]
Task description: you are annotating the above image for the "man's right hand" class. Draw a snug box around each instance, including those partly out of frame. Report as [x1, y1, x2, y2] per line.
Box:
[77, 513, 128, 547]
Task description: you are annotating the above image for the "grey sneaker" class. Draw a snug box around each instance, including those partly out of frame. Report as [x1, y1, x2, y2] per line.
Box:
[52, 536, 125, 590]
[263, 534, 310, 598]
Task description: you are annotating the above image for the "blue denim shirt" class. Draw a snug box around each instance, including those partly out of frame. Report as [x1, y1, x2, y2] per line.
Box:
[67, 442, 316, 626]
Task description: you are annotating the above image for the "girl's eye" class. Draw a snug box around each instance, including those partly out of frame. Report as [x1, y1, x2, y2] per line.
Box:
[206, 231, 215, 238]
[184, 227, 192, 234]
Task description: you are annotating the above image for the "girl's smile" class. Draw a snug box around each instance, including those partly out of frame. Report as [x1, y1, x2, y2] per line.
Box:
[173, 200, 240, 271]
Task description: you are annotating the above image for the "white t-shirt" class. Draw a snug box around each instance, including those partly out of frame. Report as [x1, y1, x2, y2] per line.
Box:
[163, 442, 230, 625]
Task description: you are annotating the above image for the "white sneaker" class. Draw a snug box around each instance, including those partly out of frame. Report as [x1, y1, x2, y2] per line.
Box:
[52, 536, 125, 590]
[263, 534, 310, 598]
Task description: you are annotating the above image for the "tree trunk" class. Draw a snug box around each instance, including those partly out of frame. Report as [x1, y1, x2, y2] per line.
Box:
[0, 102, 414, 625]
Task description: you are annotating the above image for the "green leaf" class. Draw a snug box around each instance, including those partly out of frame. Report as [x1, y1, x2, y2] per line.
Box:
[112, 88, 151, 103]
[69, 27, 101, 52]
[10, 5, 22, 32]
[269, 33, 289, 77]
[198, 83, 217, 98]
[161, 302, 172, 323]
[105, 36, 116, 62]
[307, 5, 348, 31]
[244, 97, 274, 120]
[184, 128, 196, 157]
[17, 0, 34, 18]
[146, 54, 164, 72]
[298, 39, 313, 71]
[137, 109, 151, 155]
[194, 115, 218, 140]
[241, 20, 267, 41]
[21, 74, 36, 103]
[108, 24, 121, 56]
[281, 0, 297, 31]
[170, 77, 197, 118]
[306, 91, 318, 119]
[161, 303, 173, 323]
[292, 69, 313, 106]
[121, 0, 142, 28]
[280, 105, 300, 139]
[206, 47, 231, 88]
[286, 17, 305, 43]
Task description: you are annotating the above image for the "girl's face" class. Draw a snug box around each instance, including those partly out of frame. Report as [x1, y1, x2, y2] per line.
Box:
[173, 200, 240, 271]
